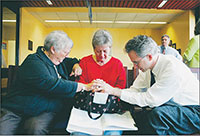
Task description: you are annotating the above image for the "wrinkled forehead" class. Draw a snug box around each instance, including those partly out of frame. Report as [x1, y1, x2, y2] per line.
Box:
[94, 44, 111, 50]
[56, 45, 71, 53]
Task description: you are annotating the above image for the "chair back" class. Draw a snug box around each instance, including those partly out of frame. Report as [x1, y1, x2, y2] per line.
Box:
[1, 68, 9, 95]
[1, 65, 19, 95]
[7, 65, 19, 92]
[123, 66, 128, 88]
[124, 66, 139, 88]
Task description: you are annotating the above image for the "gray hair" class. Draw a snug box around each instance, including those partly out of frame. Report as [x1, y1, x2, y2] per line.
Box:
[44, 30, 73, 52]
[125, 35, 158, 58]
[92, 29, 112, 49]
[161, 34, 170, 40]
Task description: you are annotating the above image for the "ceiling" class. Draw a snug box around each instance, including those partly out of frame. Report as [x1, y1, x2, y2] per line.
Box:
[2, 0, 200, 29]
[20, 0, 200, 10]
[25, 8, 185, 29]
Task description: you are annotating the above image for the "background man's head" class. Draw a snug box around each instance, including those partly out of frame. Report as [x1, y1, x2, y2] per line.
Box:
[161, 34, 170, 47]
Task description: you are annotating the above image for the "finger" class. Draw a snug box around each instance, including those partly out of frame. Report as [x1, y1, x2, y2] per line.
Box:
[92, 82, 102, 87]
[93, 80, 103, 84]
[74, 69, 82, 77]
[79, 69, 82, 75]
[70, 71, 74, 76]
[92, 89, 100, 92]
[97, 87, 103, 92]
[74, 70, 78, 77]
[74, 71, 79, 77]
[93, 87, 103, 92]
[94, 79, 105, 84]
[97, 79, 104, 82]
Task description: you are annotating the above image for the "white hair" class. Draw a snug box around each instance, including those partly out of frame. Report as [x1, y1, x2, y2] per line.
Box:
[44, 30, 73, 52]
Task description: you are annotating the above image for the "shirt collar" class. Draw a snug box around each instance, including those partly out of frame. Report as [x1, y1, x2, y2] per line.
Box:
[161, 45, 168, 50]
[36, 46, 55, 66]
[151, 54, 163, 77]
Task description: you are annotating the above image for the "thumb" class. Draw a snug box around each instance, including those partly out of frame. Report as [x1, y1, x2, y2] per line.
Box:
[70, 71, 74, 76]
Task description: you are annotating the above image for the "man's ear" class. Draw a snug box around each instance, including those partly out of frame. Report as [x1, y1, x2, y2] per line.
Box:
[147, 54, 153, 61]
[50, 46, 55, 54]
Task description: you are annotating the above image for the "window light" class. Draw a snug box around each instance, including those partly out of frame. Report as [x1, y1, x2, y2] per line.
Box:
[158, 0, 168, 8]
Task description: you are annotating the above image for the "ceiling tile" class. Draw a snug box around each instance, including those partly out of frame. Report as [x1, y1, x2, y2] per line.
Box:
[134, 13, 157, 21]
[3, 7, 16, 20]
[3, 7, 14, 14]
[77, 12, 97, 20]
[24, 7, 185, 29]
[37, 12, 60, 20]
[115, 13, 137, 21]
[57, 12, 79, 20]
[151, 14, 180, 22]
[3, 14, 16, 20]
[96, 13, 116, 21]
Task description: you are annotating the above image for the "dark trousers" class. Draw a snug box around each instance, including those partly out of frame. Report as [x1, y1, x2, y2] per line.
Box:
[0, 108, 56, 135]
[131, 101, 200, 135]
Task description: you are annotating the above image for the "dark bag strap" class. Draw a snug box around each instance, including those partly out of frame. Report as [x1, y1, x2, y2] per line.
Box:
[87, 93, 111, 120]
[87, 110, 103, 120]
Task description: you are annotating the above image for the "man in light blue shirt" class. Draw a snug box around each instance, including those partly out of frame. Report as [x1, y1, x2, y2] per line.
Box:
[158, 34, 182, 61]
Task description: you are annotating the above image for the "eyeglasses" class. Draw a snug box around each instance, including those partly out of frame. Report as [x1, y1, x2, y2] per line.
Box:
[132, 56, 146, 66]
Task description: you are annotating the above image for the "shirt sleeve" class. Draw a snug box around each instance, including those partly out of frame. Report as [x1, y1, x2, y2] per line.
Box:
[120, 64, 181, 107]
[183, 37, 199, 62]
[20, 59, 78, 97]
[114, 61, 126, 89]
[176, 51, 183, 61]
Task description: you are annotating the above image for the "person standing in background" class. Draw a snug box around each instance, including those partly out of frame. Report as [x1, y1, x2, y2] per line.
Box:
[183, 19, 200, 68]
[158, 34, 183, 61]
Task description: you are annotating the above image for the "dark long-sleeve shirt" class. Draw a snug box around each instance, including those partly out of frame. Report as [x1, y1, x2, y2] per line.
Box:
[2, 46, 79, 116]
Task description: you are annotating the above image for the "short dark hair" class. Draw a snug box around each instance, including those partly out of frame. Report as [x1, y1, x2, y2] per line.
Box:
[125, 35, 158, 58]
[161, 34, 170, 40]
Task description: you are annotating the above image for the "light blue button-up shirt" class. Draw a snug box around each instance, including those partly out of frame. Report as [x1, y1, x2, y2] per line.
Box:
[158, 45, 182, 61]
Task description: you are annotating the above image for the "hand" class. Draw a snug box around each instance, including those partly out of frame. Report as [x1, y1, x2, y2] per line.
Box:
[183, 58, 188, 64]
[92, 79, 114, 94]
[79, 80, 107, 92]
[77, 81, 100, 92]
[70, 63, 82, 77]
